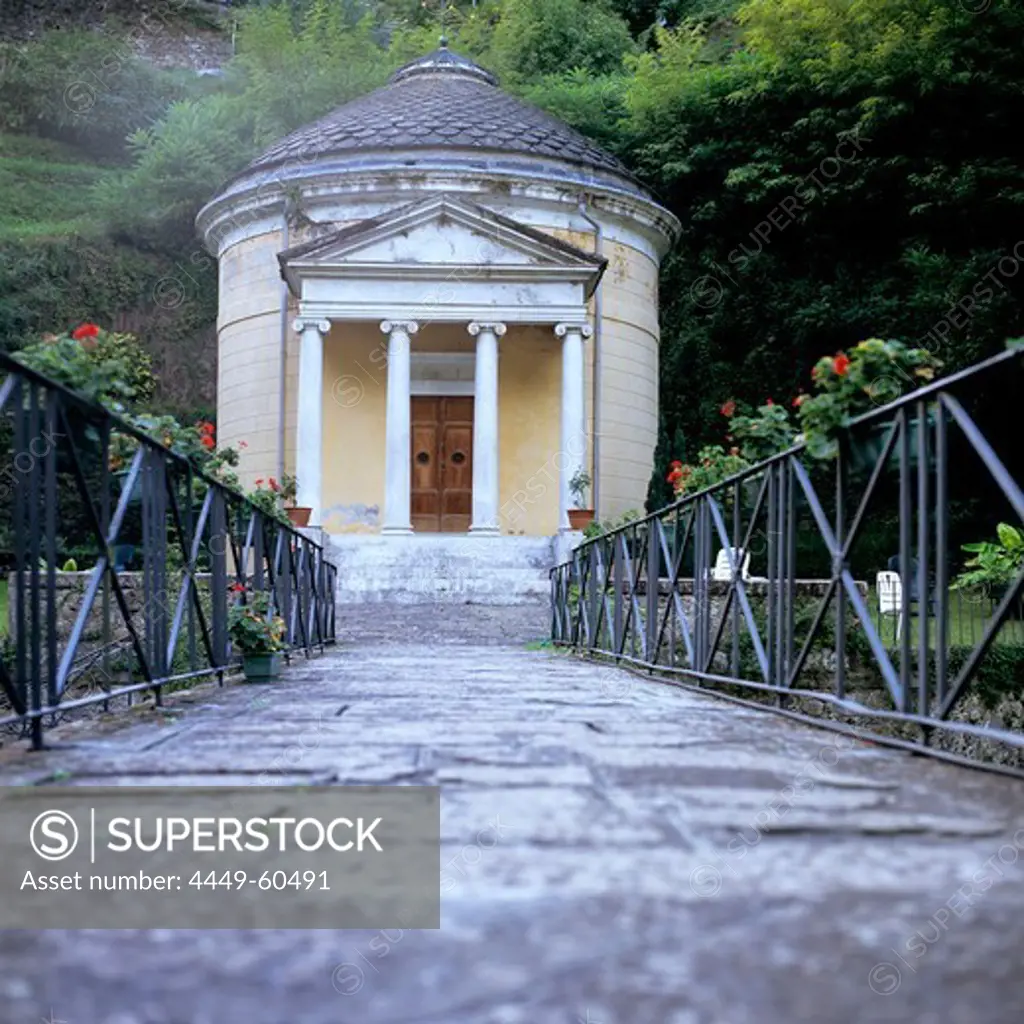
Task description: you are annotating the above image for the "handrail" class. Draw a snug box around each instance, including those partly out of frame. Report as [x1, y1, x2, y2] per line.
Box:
[0, 354, 338, 748]
[551, 348, 1024, 773]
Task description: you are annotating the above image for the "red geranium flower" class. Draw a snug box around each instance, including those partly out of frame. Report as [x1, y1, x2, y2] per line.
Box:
[238, 441, 248, 450]
[229, 582, 245, 593]
[200, 435, 215, 449]
[72, 323, 100, 340]
[765, 397, 774, 406]
[670, 460, 683, 469]
[255, 479, 264, 487]
[833, 353, 851, 377]
[667, 467, 683, 484]
[720, 400, 736, 418]
[268, 478, 280, 493]
[792, 392, 805, 408]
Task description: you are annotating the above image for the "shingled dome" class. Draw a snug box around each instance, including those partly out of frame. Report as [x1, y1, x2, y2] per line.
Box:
[238, 43, 645, 193]
[198, 43, 678, 542]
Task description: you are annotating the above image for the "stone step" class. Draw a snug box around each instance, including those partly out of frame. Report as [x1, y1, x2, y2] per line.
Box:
[328, 535, 556, 605]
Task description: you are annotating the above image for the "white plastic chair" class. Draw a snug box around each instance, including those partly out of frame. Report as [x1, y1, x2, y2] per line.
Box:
[712, 547, 751, 582]
[876, 570, 904, 641]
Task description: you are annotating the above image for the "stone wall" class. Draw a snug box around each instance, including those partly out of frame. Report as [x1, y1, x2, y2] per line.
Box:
[5, 570, 213, 669]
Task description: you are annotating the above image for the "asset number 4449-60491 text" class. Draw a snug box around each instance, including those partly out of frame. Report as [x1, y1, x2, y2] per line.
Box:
[190, 870, 330, 890]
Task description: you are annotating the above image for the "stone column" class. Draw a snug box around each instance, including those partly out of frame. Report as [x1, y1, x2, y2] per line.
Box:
[555, 322, 592, 531]
[468, 322, 505, 536]
[380, 320, 419, 535]
[293, 318, 330, 524]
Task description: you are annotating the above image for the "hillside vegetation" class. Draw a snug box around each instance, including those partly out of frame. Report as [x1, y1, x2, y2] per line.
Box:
[1, 0, 1022, 494]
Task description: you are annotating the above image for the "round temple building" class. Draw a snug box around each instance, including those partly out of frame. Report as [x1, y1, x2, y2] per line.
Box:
[197, 44, 678, 541]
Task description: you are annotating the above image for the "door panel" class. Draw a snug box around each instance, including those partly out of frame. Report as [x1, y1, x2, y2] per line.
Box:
[411, 396, 474, 533]
[411, 397, 441, 533]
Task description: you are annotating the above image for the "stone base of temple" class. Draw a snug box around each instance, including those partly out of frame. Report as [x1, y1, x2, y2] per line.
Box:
[328, 534, 557, 605]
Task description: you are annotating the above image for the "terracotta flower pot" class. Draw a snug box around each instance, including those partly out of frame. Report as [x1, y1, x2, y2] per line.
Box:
[568, 509, 594, 531]
[287, 507, 312, 528]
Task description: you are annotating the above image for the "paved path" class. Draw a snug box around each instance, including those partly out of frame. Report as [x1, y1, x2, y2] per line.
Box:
[2, 606, 1024, 1023]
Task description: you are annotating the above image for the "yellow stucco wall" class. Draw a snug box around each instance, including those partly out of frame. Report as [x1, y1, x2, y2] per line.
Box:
[549, 228, 661, 522]
[217, 217, 661, 535]
[320, 322, 388, 533]
[497, 325, 561, 537]
[217, 229, 285, 490]
[599, 238, 660, 520]
[311, 323, 561, 536]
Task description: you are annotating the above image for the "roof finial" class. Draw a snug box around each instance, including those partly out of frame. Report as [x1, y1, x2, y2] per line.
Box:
[439, 0, 449, 49]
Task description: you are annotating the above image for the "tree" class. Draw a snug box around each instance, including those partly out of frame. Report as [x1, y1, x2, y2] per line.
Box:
[623, 0, 1024, 474]
[490, 0, 635, 82]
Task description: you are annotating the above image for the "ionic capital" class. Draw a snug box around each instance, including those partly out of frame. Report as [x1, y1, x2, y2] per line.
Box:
[554, 322, 594, 340]
[380, 320, 419, 337]
[468, 322, 507, 338]
[293, 318, 331, 336]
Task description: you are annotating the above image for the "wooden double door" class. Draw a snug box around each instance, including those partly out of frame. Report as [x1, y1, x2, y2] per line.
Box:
[411, 396, 474, 533]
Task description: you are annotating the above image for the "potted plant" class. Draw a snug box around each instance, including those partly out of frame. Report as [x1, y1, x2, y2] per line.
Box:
[796, 339, 942, 466]
[280, 473, 311, 528]
[247, 478, 290, 525]
[228, 591, 288, 682]
[568, 469, 594, 531]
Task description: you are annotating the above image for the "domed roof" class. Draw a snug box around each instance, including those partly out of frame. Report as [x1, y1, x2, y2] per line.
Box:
[239, 44, 644, 192]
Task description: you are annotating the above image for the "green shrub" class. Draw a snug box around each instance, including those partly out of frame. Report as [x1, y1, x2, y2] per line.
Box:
[12, 325, 154, 412]
[0, 29, 193, 160]
[229, 592, 287, 655]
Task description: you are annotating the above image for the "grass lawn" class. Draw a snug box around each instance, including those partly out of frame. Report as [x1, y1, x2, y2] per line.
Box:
[864, 586, 1024, 649]
[0, 132, 113, 242]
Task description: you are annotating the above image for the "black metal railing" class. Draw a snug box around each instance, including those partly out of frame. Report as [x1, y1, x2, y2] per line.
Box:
[0, 353, 337, 748]
[552, 347, 1024, 773]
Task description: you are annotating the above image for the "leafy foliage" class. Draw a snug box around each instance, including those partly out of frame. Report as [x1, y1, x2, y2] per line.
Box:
[247, 478, 289, 525]
[490, 0, 635, 82]
[569, 468, 592, 508]
[954, 524, 1024, 594]
[729, 400, 796, 462]
[13, 325, 154, 412]
[229, 592, 287, 655]
[0, 28, 200, 160]
[94, 2, 392, 241]
[4, 0, 1024, 527]
[797, 339, 941, 460]
[667, 445, 749, 498]
[624, 0, 1024, 483]
[582, 508, 642, 539]
[0, 133, 115, 242]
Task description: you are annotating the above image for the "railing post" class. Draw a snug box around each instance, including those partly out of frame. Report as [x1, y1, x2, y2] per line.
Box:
[44, 390, 59, 717]
[935, 403, 949, 708]
[731, 479, 741, 677]
[612, 537, 624, 657]
[835, 441, 847, 701]
[916, 399, 931, 731]
[210, 488, 229, 682]
[898, 409, 912, 712]
[646, 518, 660, 663]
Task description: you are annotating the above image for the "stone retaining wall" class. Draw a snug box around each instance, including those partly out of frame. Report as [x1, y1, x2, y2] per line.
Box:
[5, 571, 213, 663]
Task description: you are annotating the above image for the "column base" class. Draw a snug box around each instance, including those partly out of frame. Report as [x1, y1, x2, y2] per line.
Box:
[381, 525, 415, 537]
[469, 525, 501, 537]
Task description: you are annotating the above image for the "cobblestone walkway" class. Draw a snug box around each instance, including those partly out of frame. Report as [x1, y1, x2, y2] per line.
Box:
[2, 606, 1024, 1023]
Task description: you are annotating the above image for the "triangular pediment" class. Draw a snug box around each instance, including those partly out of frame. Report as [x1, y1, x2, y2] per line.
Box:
[278, 194, 606, 297]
